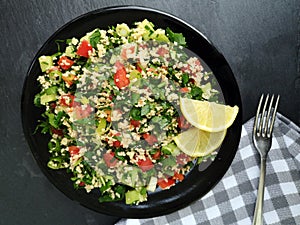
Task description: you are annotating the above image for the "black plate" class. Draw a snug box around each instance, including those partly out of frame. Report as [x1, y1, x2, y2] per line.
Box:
[21, 6, 242, 218]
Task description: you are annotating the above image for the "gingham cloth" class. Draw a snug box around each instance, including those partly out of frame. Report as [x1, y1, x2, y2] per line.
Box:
[116, 113, 300, 225]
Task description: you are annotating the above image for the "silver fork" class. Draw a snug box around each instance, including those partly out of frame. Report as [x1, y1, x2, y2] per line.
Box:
[252, 94, 280, 225]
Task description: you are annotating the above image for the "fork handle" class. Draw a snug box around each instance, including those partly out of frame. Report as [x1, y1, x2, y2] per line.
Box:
[252, 157, 267, 225]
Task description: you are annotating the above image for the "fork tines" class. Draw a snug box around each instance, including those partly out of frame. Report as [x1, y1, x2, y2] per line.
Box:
[253, 94, 280, 138]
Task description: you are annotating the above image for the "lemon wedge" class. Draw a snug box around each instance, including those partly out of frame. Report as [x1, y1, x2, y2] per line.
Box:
[180, 97, 239, 132]
[173, 127, 226, 157]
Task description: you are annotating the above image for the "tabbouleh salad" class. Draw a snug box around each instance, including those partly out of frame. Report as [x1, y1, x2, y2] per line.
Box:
[34, 19, 220, 205]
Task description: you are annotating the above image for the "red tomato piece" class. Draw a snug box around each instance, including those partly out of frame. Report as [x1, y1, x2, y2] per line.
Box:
[130, 119, 140, 128]
[173, 172, 184, 181]
[189, 78, 196, 84]
[62, 73, 76, 86]
[68, 146, 80, 157]
[74, 105, 93, 119]
[157, 178, 175, 189]
[114, 66, 130, 89]
[121, 45, 136, 60]
[58, 56, 74, 70]
[142, 133, 158, 146]
[76, 40, 93, 58]
[137, 157, 154, 172]
[50, 127, 63, 136]
[136, 63, 143, 72]
[59, 94, 75, 107]
[179, 87, 189, 93]
[177, 115, 191, 130]
[115, 61, 124, 70]
[151, 150, 161, 160]
[176, 153, 191, 165]
[49, 102, 56, 109]
[79, 181, 85, 187]
[103, 152, 118, 168]
[156, 47, 169, 56]
[113, 140, 121, 148]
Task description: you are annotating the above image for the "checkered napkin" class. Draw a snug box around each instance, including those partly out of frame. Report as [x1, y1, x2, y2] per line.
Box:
[116, 113, 300, 225]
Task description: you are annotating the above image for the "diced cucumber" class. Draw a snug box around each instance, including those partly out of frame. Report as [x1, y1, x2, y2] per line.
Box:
[40, 94, 56, 105]
[45, 86, 58, 95]
[109, 54, 118, 65]
[65, 45, 75, 58]
[161, 155, 177, 167]
[161, 142, 180, 155]
[146, 176, 157, 192]
[138, 19, 155, 41]
[96, 118, 107, 135]
[38, 55, 53, 72]
[121, 167, 139, 187]
[80, 96, 89, 105]
[125, 188, 147, 205]
[125, 190, 140, 204]
[49, 70, 62, 84]
[129, 70, 141, 80]
[150, 29, 169, 43]
[47, 158, 65, 169]
[116, 23, 130, 37]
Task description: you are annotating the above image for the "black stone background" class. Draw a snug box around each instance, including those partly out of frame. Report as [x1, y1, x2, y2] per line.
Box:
[1, 1, 299, 224]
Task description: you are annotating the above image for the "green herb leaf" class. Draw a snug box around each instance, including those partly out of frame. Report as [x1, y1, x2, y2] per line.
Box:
[166, 28, 186, 46]
[34, 93, 41, 107]
[182, 73, 189, 85]
[141, 104, 150, 116]
[90, 29, 101, 48]
[190, 86, 203, 100]
[130, 107, 142, 120]
[131, 92, 140, 105]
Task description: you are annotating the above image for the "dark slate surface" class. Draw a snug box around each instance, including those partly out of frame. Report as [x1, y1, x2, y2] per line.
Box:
[0, 0, 299, 224]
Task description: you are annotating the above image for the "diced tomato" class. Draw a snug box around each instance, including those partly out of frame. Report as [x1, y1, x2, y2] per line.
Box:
[157, 178, 175, 189]
[114, 66, 130, 89]
[176, 153, 191, 165]
[177, 115, 191, 130]
[136, 63, 143, 72]
[62, 73, 76, 86]
[113, 140, 121, 148]
[79, 181, 85, 187]
[137, 157, 154, 172]
[108, 95, 114, 101]
[173, 172, 184, 181]
[181, 65, 191, 74]
[115, 61, 124, 70]
[121, 45, 136, 60]
[49, 102, 56, 109]
[76, 40, 93, 58]
[68, 146, 80, 157]
[104, 110, 111, 122]
[130, 119, 140, 128]
[71, 101, 81, 108]
[179, 87, 189, 93]
[58, 56, 74, 70]
[142, 133, 158, 146]
[151, 150, 161, 160]
[50, 127, 63, 136]
[113, 132, 121, 137]
[195, 59, 201, 66]
[74, 104, 93, 119]
[103, 152, 118, 168]
[156, 47, 169, 57]
[189, 78, 196, 84]
[59, 94, 75, 107]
